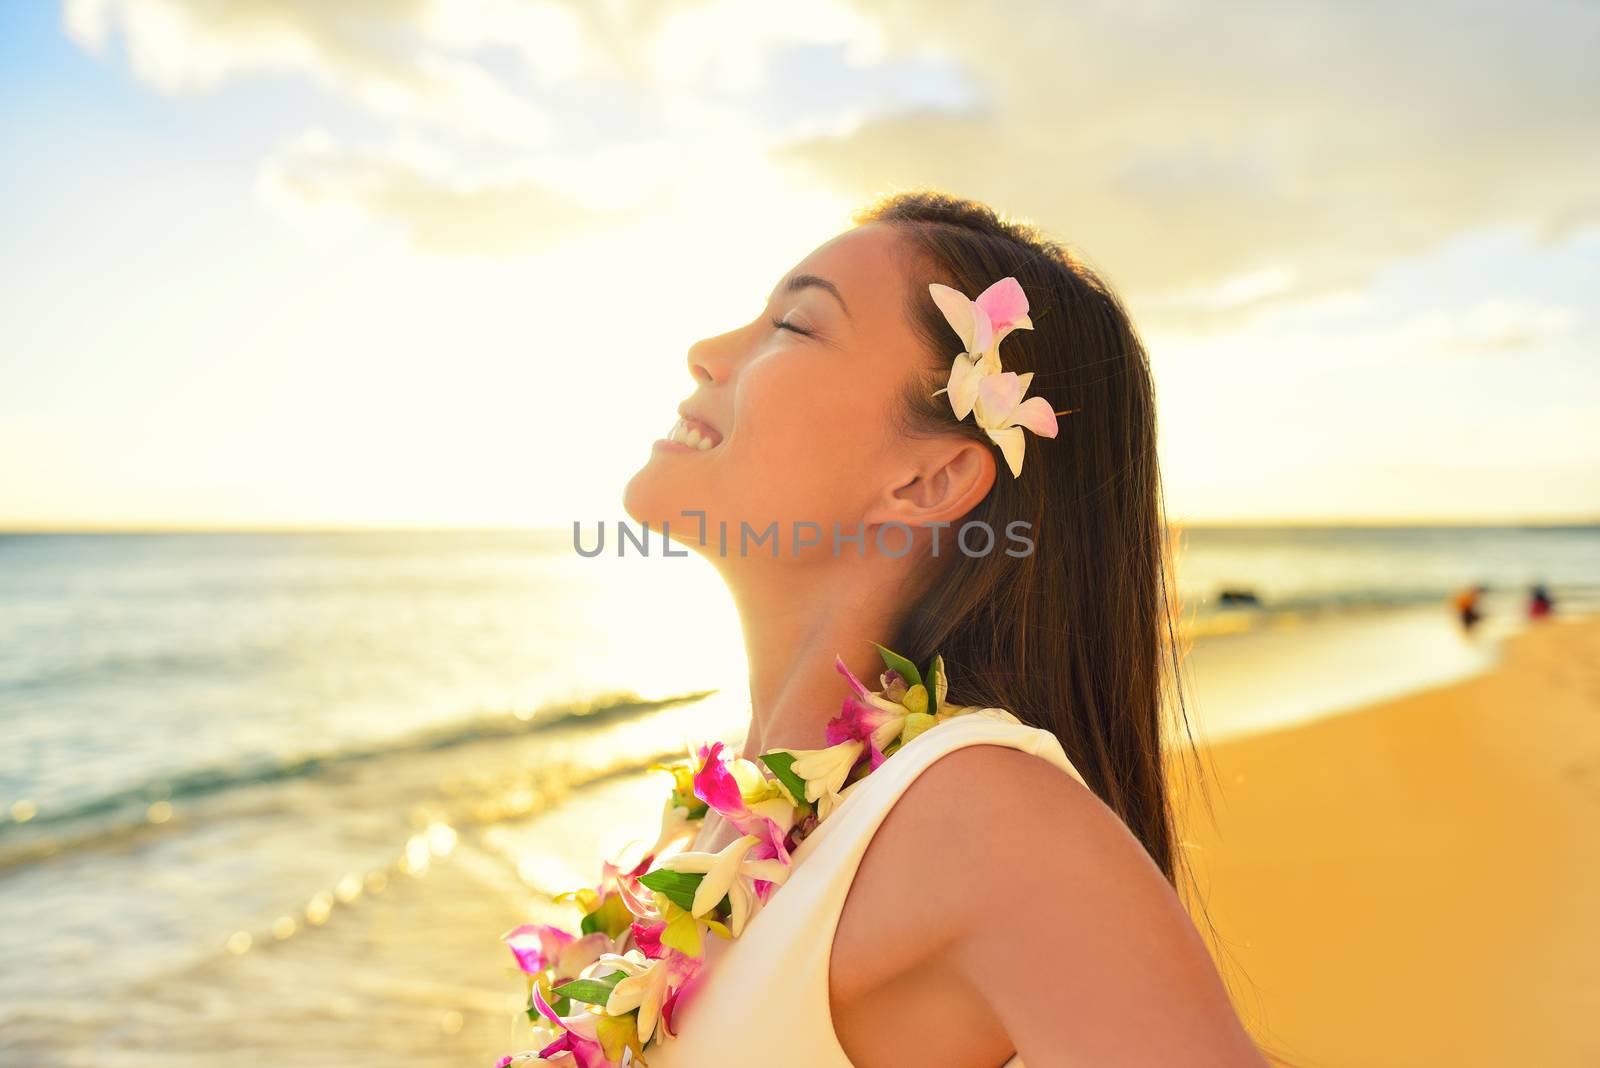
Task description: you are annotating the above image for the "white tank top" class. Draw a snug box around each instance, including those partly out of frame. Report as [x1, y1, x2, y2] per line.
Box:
[645, 707, 1088, 1068]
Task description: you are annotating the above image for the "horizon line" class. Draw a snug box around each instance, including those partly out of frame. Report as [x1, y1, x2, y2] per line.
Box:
[2, 515, 1597, 535]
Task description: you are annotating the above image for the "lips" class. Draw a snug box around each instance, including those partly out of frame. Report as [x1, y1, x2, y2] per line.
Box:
[665, 409, 723, 451]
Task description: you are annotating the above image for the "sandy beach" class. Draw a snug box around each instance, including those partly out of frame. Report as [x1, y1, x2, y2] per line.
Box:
[1186, 616, 1600, 1067]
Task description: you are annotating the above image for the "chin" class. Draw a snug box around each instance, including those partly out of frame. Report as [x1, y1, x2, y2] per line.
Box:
[623, 450, 706, 539]
[621, 460, 668, 533]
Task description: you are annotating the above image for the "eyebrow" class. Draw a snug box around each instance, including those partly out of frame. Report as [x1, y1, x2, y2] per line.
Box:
[778, 272, 852, 320]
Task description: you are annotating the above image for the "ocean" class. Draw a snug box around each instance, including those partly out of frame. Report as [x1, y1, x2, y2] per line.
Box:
[0, 526, 1595, 1064]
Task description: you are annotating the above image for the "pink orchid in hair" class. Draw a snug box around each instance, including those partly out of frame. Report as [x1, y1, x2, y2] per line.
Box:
[929, 277, 1033, 418]
[928, 276, 1060, 477]
[975, 370, 1059, 477]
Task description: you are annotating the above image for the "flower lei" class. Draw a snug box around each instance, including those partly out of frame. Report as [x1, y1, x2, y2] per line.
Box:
[929, 276, 1065, 478]
[496, 643, 975, 1067]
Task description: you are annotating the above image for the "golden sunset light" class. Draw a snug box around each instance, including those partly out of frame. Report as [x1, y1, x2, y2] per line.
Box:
[2, 5, 1596, 1068]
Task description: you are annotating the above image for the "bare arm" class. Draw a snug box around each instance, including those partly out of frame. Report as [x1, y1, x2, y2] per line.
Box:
[840, 743, 1268, 1067]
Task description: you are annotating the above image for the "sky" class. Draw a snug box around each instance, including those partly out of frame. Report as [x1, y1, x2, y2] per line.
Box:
[0, 0, 1596, 529]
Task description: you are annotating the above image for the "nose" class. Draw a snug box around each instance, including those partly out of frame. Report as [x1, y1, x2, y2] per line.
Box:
[687, 328, 741, 385]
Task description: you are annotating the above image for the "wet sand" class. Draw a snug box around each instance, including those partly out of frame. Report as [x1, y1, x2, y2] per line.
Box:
[1185, 616, 1600, 1067]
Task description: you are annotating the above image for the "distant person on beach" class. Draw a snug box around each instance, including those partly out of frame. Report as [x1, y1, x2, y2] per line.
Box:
[1529, 584, 1554, 620]
[1453, 585, 1486, 631]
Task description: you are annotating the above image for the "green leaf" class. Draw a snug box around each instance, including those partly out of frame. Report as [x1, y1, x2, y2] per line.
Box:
[579, 909, 601, 935]
[871, 642, 921, 687]
[552, 979, 616, 1005]
[553, 970, 629, 1006]
[531, 991, 572, 1020]
[758, 751, 813, 813]
[637, 868, 704, 912]
[924, 656, 942, 716]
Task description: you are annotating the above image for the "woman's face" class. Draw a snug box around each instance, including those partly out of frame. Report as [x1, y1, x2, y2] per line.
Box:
[623, 222, 943, 559]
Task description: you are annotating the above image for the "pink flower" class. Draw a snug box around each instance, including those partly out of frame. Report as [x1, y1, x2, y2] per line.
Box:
[501, 923, 570, 975]
[744, 822, 794, 898]
[535, 1030, 600, 1068]
[598, 850, 654, 891]
[928, 277, 1061, 478]
[694, 740, 797, 870]
[692, 741, 747, 819]
[928, 277, 1033, 378]
[826, 656, 908, 769]
[586, 848, 662, 924]
[614, 869, 659, 921]
[530, 983, 608, 1068]
[501, 924, 618, 989]
[660, 954, 706, 1038]
[973, 370, 1059, 478]
[631, 919, 666, 959]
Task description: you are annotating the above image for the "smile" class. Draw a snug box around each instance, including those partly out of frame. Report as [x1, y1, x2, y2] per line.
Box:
[664, 414, 723, 451]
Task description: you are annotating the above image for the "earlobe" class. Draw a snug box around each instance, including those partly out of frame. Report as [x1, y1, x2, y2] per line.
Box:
[867, 439, 996, 527]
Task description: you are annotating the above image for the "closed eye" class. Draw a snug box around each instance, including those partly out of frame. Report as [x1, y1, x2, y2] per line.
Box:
[770, 315, 814, 337]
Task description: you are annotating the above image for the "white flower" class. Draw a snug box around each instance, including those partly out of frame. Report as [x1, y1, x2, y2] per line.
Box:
[787, 738, 864, 820]
[928, 278, 1059, 477]
[971, 370, 1060, 477]
[657, 832, 790, 936]
[599, 949, 674, 1045]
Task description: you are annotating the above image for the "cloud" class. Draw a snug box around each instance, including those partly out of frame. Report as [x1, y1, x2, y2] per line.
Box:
[61, 0, 893, 252]
[63, 0, 433, 92]
[773, 0, 1600, 323]
[62, 0, 553, 143]
[258, 132, 623, 254]
[61, 0, 1600, 293]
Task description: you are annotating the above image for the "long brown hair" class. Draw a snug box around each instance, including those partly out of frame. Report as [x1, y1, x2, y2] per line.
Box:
[858, 190, 1201, 887]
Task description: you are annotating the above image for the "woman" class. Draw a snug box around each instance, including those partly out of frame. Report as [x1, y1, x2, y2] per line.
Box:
[511, 191, 1268, 1067]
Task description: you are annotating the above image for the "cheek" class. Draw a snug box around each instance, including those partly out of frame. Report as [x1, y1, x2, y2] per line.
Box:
[622, 351, 906, 537]
[727, 357, 891, 520]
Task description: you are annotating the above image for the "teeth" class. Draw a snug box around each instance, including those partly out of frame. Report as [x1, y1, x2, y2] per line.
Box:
[667, 415, 721, 450]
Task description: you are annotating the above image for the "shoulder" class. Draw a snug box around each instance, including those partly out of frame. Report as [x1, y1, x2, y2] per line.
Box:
[862, 740, 1172, 932]
[840, 740, 1266, 1064]
[837, 739, 1153, 985]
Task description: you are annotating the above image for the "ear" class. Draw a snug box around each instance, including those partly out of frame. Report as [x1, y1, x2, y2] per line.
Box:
[865, 436, 997, 529]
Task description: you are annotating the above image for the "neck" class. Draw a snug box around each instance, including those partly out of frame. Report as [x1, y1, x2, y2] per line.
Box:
[715, 551, 918, 760]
